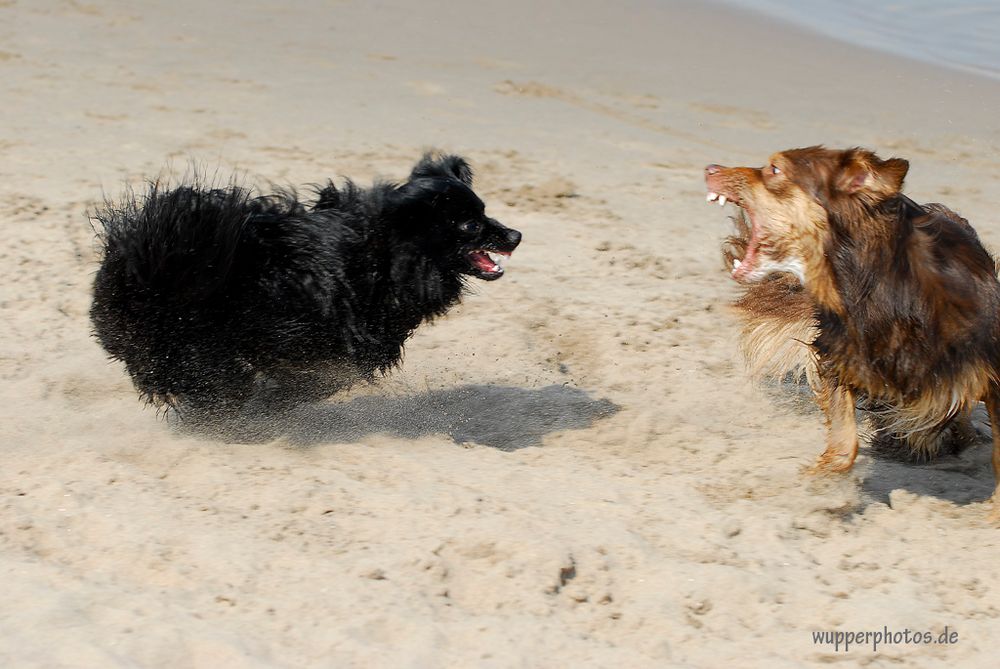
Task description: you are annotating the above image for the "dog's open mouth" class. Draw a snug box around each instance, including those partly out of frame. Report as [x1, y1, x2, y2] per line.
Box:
[466, 249, 511, 281]
[707, 190, 762, 283]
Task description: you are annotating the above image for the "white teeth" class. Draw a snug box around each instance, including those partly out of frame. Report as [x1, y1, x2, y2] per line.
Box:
[487, 251, 506, 270]
[707, 192, 718, 202]
[718, 196, 727, 207]
[733, 259, 742, 269]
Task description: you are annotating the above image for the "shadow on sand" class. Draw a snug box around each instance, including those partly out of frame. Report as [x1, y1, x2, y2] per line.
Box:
[859, 406, 995, 507]
[767, 379, 995, 508]
[178, 383, 620, 451]
[860, 413, 996, 507]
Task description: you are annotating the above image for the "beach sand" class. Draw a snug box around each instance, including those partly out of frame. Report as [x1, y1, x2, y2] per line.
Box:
[2, 0, 1000, 666]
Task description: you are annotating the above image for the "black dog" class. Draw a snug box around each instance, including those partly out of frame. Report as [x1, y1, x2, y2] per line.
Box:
[90, 153, 521, 421]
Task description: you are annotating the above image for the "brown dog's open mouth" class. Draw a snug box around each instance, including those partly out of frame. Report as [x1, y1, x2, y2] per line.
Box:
[707, 189, 762, 283]
[466, 249, 511, 280]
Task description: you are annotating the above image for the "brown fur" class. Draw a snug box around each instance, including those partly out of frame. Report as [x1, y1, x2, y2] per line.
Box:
[724, 215, 818, 388]
[706, 147, 1000, 516]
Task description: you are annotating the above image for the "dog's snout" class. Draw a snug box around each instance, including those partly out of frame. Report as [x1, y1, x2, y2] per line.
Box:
[488, 217, 522, 250]
[705, 164, 724, 176]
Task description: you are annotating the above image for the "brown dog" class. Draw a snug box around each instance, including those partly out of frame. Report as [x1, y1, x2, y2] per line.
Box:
[705, 146, 1000, 515]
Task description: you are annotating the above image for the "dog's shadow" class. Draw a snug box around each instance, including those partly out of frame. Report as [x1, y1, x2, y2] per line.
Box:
[183, 383, 620, 450]
[862, 445, 995, 508]
[767, 379, 995, 507]
[861, 406, 996, 507]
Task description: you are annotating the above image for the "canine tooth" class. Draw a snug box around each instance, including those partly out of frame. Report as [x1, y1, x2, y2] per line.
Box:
[707, 192, 718, 202]
[733, 259, 741, 269]
[718, 195, 727, 207]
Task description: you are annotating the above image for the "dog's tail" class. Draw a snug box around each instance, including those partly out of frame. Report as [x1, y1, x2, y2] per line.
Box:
[90, 181, 267, 405]
[92, 181, 256, 306]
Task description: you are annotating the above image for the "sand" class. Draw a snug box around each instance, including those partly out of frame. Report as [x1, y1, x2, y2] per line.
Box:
[2, 0, 1000, 666]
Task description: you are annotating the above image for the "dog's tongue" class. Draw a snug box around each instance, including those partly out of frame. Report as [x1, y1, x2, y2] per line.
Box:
[732, 225, 761, 282]
[469, 250, 501, 273]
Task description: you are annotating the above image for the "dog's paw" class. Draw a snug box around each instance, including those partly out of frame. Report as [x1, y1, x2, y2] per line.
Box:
[807, 448, 858, 475]
[988, 496, 1000, 527]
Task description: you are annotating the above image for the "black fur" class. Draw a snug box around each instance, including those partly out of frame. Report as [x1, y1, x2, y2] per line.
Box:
[90, 154, 521, 420]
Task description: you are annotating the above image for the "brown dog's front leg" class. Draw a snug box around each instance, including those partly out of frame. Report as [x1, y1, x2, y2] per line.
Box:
[810, 376, 859, 473]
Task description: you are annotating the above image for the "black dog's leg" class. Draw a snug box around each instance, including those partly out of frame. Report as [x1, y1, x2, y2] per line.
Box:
[169, 353, 257, 424]
[256, 360, 359, 412]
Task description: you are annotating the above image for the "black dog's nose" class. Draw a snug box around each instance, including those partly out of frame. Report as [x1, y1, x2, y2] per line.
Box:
[505, 228, 522, 249]
[705, 164, 723, 176]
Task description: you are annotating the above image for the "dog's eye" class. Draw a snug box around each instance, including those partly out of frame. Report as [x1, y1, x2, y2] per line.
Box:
[770, 164, 782, 175]
[458, 220, 482, 233]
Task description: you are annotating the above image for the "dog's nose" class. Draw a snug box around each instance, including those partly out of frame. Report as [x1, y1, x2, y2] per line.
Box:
[705, 164, 724, 176]
[505, 229, 522, 249]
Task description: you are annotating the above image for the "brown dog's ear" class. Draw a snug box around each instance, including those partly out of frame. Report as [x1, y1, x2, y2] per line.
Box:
[875, 157, 909, 193]
[839, 154, 908, 197]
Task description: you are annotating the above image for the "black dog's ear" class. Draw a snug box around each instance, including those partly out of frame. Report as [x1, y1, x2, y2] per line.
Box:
[385, 178, 443, 221]
[409, 153, 474, 185]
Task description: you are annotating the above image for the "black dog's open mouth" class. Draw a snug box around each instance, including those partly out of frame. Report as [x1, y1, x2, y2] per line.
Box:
[466, 249, 511, 281]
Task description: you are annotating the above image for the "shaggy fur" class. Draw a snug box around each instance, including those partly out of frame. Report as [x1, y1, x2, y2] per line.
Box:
[705, 146, 1000, 512]
[90, 154, 521, 420]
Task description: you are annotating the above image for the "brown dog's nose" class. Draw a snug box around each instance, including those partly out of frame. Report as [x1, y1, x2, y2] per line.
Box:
[705, 164, 723, 176]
